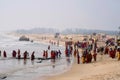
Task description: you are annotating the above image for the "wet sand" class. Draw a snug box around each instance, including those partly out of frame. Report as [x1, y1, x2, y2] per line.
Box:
[10, 33, 120, 80]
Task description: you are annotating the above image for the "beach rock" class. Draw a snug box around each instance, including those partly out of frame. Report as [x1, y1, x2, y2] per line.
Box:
[19, 35, 30, 41]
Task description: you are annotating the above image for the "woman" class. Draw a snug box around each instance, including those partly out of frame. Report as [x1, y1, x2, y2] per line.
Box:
[93, 52, 97, 61]
[31, 51, 35, 60]
[3, 50, 7, 58]
[116, 48, 120, 60]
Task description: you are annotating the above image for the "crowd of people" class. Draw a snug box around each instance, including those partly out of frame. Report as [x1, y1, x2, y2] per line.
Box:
[71, 38, 120, 64]
[0, 38, 120, 66]
[73, 42, 97, 64]
[42, 49, 62, 61]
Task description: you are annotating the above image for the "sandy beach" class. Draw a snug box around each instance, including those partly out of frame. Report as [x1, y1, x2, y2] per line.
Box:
[10, 33, 120, 80]
[46, 54, 120, 80]
[1, 0, 120, 79]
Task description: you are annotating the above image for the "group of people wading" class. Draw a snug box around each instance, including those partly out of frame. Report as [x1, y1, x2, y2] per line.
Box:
[0, 49, 35, 61]
[42, 50, 62, 61]
[0, 45, 62, 63]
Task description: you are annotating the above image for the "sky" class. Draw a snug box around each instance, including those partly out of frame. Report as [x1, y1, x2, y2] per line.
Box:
[0, 0, 120, 32]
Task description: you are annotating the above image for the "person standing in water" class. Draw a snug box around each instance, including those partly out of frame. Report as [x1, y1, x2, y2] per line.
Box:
[58, 50, 62, 58]
[18, 52, 21, 59]
[48, 45, 50, 50]
[3, 50, 7, 58]
[17, 49, 21, 59]
[43, 50, 46, 59]
[0, 50, 1, 57]
[23, 51, 28, 60]
[45, 50, 48, 59]
[31, 51, 35, 60]
[12, 50, 17, 58]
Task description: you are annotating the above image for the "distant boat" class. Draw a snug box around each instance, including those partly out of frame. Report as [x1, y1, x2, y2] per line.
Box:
[19, 35, 30, 41]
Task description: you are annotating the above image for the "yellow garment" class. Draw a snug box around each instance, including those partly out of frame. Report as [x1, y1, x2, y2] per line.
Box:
[81, 56, 85, 63]
[116, 51, 120, 60]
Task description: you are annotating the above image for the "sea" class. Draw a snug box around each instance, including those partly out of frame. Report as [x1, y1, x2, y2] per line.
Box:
[0, 33, 73, 80]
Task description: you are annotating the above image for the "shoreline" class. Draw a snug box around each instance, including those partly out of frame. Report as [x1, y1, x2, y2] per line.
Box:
[8, 32, 120, 80]
[8, 32, 75, 80]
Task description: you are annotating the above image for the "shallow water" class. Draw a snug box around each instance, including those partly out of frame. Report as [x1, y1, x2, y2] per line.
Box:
[0, 33, 73, 80]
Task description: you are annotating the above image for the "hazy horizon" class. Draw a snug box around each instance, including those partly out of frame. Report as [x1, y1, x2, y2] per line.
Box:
[15, 27, 118, 32]
[0, 0, 120, 32]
